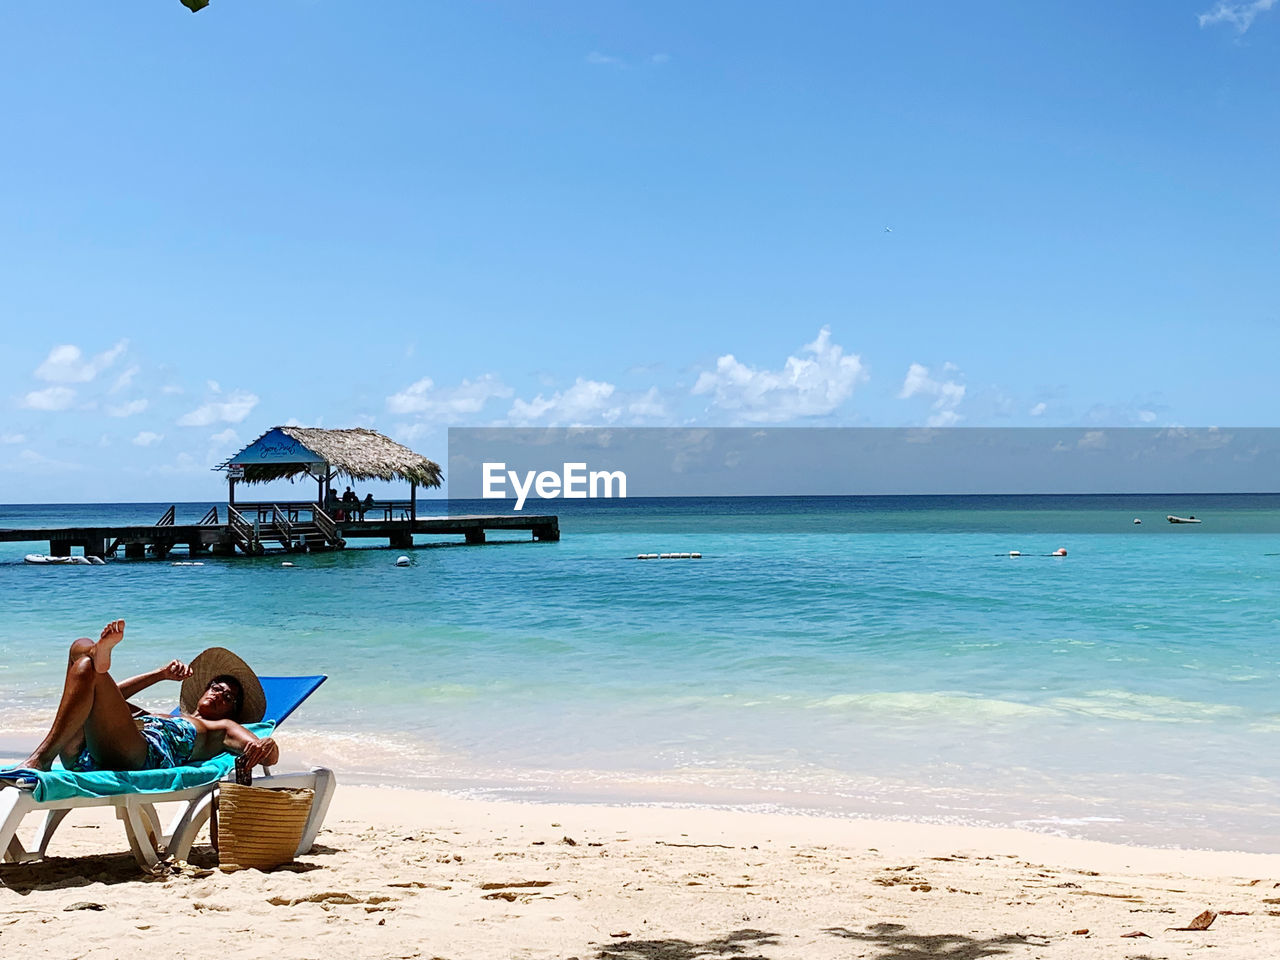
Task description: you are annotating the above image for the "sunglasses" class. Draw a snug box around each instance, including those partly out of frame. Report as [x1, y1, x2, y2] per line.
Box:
[205, 679, 243, 706]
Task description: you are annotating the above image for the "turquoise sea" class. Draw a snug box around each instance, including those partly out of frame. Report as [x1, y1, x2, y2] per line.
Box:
[2, 495, 1278, 852]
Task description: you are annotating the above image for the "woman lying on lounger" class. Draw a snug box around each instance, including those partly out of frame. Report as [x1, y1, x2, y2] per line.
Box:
[21, 620, 279, 773]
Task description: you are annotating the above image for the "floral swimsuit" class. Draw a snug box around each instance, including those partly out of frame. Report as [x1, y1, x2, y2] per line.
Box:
[71, 715, 199, 772]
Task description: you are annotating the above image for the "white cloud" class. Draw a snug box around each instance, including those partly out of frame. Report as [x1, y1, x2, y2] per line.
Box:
[21, 386, 76, 411]
[387, 374, 513, 420]
[899, 362, 966, 427]
[628, 386, 669, 420]
[14, 449, 83, 471]
[106, 398, 148, 418]
[395, 422, 437, 443]
[1199, 0, 1275, 32]
[161, 384, 184, 395]
[586, 51, 623, 66]
[1, 433, 26, 444]
[177, 391, 259, 426]
[692, 327, 867, 423]
[132, 431, 163, 447]
[508, 378, 621, 426]
[1029, 402, 1047, 417]
[209, 428, 239, 447]
[207, 428, 241, 462]
[1081, 400, 1168, 426]
[34, 340, 127, 383]
[650, 53, 672, 65]
[151, 451, 203, 476]
[110, 365, 140, 394]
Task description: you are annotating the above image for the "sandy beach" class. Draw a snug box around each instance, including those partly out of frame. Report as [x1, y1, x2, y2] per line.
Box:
[3, 787, 1280, 959]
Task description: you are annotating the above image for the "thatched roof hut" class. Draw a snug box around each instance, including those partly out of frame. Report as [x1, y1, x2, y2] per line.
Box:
[219, 426, 442, 488]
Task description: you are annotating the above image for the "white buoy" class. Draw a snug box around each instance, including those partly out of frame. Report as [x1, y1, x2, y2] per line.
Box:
[1133, 518, 1142, 524]
[691, 553, 702, 559]
[1008, 550, 1021, 557]
[1052, 548, 1068, 557]
[636, 554, 659, 560]
[281, 561, 295, 567]
[395, 555, 411, 567]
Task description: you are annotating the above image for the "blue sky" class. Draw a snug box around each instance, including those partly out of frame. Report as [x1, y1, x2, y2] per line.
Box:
[1, 1, 1276, 501]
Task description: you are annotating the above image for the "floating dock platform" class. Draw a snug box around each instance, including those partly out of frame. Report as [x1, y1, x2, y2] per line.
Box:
[0, 503, 559, 560]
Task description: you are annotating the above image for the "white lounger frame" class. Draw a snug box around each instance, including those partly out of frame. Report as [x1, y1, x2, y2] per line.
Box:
[0, 766, 336, 870]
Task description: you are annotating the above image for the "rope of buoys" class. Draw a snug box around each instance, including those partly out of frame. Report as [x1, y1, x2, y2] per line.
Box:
[635, 553, 701, 560]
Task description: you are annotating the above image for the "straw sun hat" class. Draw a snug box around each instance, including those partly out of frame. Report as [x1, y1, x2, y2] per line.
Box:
[180, 647, 267, 724]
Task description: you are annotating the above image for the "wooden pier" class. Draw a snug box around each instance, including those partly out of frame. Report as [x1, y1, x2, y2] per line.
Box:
[0, 503, 559, 560]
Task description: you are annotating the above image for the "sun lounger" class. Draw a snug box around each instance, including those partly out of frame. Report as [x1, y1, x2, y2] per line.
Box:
[0, 675, 335, 869]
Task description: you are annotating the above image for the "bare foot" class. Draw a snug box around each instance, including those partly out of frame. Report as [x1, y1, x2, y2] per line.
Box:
[90, 619, 126, 674]
[17, 748, 54, 771]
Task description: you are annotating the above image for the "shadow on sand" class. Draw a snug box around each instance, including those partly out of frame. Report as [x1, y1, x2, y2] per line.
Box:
[823, 922, 1032, 959]
[596, 928, 779, 960]
[0, 843, 324, 893]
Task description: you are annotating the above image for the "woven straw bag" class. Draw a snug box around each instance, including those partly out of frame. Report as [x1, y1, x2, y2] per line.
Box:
[216, 781, 315, 872]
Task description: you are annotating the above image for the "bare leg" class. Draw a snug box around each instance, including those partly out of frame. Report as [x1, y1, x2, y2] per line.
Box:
[89, 618, 126, 674]
[21, 638, 147, 771]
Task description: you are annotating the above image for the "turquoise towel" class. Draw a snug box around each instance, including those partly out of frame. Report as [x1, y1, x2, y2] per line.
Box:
[1, 721, 275, 803]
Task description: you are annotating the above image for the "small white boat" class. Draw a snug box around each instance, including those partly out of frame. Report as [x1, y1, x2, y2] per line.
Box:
[1166, 515, 1201, 524]
[24, 554, 93, 565]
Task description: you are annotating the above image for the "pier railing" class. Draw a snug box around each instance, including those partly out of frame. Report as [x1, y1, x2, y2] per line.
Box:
[156, 505, 175, 526]
[199, 506, 219, 525]
[232, 499, 414, 523]
[266, 503, 294, 549]
[227, 505, 262, 556]
[340, 499, 414, 522]
[312, 506, 340, 545]
[236, 501, 318, 523]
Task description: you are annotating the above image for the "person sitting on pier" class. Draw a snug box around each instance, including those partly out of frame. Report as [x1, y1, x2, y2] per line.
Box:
[18, 620, 278, 773]
[360, 492, 375, 520]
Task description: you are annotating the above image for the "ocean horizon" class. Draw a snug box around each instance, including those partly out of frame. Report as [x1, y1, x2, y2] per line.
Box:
[3, 493, 1278, 852]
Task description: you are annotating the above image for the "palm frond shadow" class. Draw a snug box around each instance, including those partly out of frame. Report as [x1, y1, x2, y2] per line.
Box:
[824, 922, 1032, 960]
[596, 928, 779, 960]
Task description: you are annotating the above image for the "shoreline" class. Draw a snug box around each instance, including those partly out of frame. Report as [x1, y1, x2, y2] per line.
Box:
[3, 785, 1280, 959]
[343, 785, 1280, 875]
[5, 732, 1278, 857]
